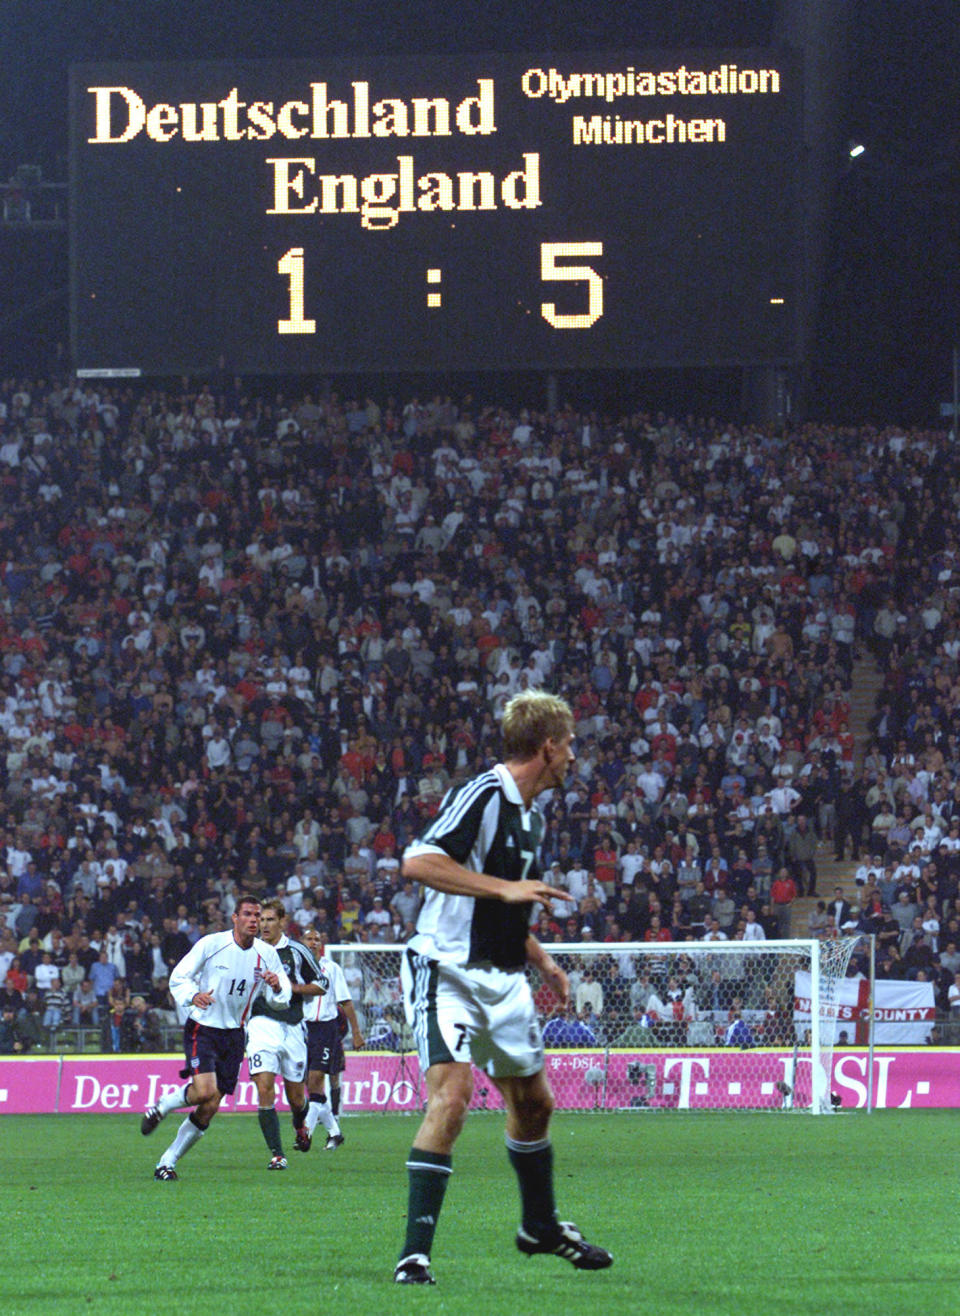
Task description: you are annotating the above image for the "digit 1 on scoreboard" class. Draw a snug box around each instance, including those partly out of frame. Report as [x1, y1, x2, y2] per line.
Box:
[277, 247, 316, 334]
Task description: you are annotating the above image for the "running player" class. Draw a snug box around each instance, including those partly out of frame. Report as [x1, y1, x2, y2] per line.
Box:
[296, 926, 364, 1151]
[141, 895, 290, 1180]
[246, 898, 324, 1169]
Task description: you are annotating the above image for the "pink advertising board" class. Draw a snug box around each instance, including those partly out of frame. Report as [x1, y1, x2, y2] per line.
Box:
[0, 1057, 60, 1113]
[1, 1049, 958, 1114]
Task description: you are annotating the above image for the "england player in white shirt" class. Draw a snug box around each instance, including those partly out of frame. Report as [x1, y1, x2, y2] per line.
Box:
[297, 927, 364, 1151]
[140, 896, 291, 1180]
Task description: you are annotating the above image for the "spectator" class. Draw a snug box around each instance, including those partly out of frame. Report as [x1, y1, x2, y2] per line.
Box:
[33, 950, 59, 997]
[787, 815, 818, 896]
[617, 1005, 657, 1049]
[61, 952, 85, 1000]
[890, 890, 919, 935]
[542, 1004, 598, 1048]
[0, 1005, 20, 1053]
[1, 999, 41, 1052]
[742, 910, 766, 942]
[5, 956, 28, 995]
[828, 887, 853, 932]
[121, 995, 164, 1051]
[391, 878, 422, 929]
[106, 977, 131, 1051]
[72, 978, 99, 1028]
[807, 901, 830, 939]
[901, 931, 936, 982]
[89, 950, 117, 1011]
[770, 868, 798, 939]
[574, 967, 604, 1017]
[364, 896, 393, 943]
[723, 999, 756, 1048]
[147, 977, 179, 1029]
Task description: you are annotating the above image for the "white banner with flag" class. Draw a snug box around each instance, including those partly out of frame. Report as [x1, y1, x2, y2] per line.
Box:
[794, 972, 935, 1044]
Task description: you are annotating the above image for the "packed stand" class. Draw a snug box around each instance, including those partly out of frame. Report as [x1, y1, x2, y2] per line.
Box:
[0, 373, 951, 1049]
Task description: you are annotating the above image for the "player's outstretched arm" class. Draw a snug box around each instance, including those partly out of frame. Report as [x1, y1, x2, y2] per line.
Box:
[403, 850, 567, 910]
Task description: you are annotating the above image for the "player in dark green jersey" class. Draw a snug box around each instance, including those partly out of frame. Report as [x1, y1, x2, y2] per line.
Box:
[246, 899, 323, 1168]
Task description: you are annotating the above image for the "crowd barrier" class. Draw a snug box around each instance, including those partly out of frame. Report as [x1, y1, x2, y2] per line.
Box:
[0, 1047, 956, 1113]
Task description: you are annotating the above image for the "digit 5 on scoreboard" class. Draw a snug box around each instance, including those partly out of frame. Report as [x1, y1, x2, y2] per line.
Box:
[539, 242, 604, 329]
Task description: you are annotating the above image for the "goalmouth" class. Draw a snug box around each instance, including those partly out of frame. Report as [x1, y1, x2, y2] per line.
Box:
[326, 937, 867, 1115]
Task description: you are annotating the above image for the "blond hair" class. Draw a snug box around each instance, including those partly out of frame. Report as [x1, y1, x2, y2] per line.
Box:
[501, 691, 574, 761]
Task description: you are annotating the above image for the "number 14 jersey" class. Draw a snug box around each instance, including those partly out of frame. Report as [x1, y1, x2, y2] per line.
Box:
[169, 931, 290, 1029]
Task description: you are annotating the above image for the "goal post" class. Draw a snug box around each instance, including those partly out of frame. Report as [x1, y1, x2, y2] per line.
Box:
[325, 936, 867, 1114]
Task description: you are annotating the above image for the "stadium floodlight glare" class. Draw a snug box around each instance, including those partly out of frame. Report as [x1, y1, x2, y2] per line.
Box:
[848, 140, 866, 159]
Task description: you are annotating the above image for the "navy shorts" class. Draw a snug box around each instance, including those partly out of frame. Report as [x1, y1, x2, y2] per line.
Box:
[305, 1019, 345, 1075]
[182, 1020, 246, 1095]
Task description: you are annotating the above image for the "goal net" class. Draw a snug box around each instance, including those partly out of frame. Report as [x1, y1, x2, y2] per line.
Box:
[325, 937, 864, 1114]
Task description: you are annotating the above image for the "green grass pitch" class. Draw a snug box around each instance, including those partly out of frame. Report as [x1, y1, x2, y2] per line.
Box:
[0, 1110, 956, 1314]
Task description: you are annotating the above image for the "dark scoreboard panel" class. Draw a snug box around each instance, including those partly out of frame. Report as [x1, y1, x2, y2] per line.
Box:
[69, 50, 801, 375]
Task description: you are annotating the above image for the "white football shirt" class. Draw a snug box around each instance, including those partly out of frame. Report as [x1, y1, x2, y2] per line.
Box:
[169, 930, 290, 1029]
[302, 955, 351, 1024]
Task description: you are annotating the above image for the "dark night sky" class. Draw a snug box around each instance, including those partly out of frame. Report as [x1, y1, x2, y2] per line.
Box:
[1, 0, 957, 419]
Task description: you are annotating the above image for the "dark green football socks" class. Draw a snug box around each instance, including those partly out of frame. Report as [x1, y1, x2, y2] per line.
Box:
[258, 1106, 283, 1156]
[506, 1136, 557, 1236]
[401, 1147, 453, 1258]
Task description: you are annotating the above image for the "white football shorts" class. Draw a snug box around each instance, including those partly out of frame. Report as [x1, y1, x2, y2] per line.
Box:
[401, 949, 544, 1079]
[245, 1014, 307, 1083]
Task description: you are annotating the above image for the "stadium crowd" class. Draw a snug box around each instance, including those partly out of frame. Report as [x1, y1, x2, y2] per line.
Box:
[0, 371, 957, 1051]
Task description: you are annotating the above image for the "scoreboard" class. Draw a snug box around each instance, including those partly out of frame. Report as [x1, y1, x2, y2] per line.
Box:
[69, 50, 801, 375]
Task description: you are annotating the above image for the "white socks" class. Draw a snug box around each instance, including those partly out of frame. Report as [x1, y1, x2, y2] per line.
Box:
[158, 1083, 191, 1118]
[158, 1116, 204, 1168]
[306, 1095, 340, 1137]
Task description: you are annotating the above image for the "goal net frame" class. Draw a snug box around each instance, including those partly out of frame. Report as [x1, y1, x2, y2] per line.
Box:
[325, 936, 867, 1115]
